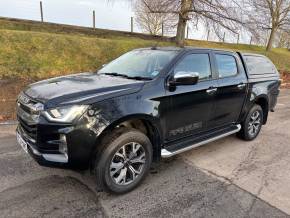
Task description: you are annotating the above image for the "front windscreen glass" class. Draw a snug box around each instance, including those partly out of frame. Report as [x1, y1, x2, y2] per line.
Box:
[99, 49, 178, 79]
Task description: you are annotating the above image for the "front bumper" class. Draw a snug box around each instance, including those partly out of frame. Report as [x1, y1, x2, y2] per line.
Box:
[16, 126, 68, 167]
[16, 93, 97, 169]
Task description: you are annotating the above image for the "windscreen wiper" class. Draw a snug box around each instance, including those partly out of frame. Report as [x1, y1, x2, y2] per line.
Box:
[126, 76, 152, 81]
[101, 72, 128, 78]
[102, 73, 152, 81]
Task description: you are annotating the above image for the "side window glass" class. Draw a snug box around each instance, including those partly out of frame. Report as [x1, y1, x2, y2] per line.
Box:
[244, 55, 278, 75]
[174, 54, 212, 80]
[215, 54, 238, 78]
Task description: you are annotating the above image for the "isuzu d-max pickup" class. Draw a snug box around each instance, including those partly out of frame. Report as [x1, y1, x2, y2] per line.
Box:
[16, 47, 280, 193]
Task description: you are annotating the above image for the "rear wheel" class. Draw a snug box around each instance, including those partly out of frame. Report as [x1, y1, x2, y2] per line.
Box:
[94, 128, 152, 194]
[238, 104, 263, 141]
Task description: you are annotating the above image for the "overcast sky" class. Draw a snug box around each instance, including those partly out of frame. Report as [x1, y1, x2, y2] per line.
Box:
[0, 0, 249, 42]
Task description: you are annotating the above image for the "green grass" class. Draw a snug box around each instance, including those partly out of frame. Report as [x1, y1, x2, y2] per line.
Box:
[0, 17, 289, 79]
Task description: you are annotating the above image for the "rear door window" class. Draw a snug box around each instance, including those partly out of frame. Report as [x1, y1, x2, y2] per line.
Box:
[215, 54, 238, 78]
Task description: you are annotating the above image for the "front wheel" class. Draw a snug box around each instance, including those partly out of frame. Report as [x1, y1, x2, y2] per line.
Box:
[94, 128, 152, 194]
[238, 104, 263, 141]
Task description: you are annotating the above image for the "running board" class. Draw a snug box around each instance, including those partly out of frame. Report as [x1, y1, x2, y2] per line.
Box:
[161, 124, 241, 158]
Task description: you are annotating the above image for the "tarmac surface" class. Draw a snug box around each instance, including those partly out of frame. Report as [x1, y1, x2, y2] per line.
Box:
[0, 90, 289, 217]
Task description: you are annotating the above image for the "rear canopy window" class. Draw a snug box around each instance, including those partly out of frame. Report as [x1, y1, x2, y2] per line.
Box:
[243, 55, 278, 75]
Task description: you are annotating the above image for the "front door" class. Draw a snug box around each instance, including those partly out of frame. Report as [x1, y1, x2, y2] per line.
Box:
[165, 52, 218, 142]
[210, 52, 248, 128]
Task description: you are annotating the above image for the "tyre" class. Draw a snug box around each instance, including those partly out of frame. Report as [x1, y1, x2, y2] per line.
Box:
[94, 128, 153, 194]
[238, 104, 263, 141]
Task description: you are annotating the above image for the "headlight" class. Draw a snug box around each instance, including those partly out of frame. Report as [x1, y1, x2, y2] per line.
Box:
[44, 105, 88, 123]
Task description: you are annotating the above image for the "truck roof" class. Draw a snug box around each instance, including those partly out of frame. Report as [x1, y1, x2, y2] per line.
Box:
[137, 46, 236, 53]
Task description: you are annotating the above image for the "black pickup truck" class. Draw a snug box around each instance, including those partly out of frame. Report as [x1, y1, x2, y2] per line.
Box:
[16, 47, 280, 193]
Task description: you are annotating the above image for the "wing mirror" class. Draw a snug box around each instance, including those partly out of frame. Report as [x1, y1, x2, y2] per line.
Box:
[169, 71, 199, 86]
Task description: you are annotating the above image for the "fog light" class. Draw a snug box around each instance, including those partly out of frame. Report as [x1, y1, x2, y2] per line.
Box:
[59, 134, 68, 155]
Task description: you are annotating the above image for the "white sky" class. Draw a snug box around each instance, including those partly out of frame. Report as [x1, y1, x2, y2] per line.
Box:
[0, 0, 249, 43]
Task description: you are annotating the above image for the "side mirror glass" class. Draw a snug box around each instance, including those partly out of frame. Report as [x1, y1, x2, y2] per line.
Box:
[170, 71, 199, 86]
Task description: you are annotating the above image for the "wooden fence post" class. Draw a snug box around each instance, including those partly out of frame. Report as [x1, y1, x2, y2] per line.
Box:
[207, 30, 210, 41]
[186, 26, 189, 39]
[131, 17, 133, 33]
[237, 34, 239, 44]
[40, 1, 43, 22]
[223, 32, 226, 42]
[93, 10, 95, 29]
[161, 22, 164, 36]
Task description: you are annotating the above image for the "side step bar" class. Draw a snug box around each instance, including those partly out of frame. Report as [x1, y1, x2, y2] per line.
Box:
[161, 124, 241, 158]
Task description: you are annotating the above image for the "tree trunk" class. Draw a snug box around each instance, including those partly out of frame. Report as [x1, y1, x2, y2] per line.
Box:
[176, 15, 187, 46]
[266, 27, 276, 51]
[175, 0, 192, 46]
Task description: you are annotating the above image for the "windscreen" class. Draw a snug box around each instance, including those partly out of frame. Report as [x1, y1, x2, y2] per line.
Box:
[99, 49, 178, 79]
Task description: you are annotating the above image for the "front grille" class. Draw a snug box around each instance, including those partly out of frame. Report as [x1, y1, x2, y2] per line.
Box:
[17, 92, 43, 143]
[18, 116, 37, 141]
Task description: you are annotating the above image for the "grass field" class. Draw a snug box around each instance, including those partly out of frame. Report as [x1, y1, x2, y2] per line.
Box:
[0, 17, 289, 80]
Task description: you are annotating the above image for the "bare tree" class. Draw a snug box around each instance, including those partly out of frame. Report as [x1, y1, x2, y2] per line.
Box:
[140, 0, 244, 46]
[277, 30, 290, 48]
[134, 0, 176, 35]
[244, 0, 290, 51]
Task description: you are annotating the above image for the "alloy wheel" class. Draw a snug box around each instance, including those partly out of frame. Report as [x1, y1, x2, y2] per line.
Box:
[110, 142, 146, 185]
[248, 110, 261, 137]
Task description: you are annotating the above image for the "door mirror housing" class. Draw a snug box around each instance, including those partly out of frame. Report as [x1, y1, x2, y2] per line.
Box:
[170, 71, 199, 86]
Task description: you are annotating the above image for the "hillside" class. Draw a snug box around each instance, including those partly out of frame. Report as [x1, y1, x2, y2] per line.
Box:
[0, 17, 289, 80]
[0, 17, 290, 121]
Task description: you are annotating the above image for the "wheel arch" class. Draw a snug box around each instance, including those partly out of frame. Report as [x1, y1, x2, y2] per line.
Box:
[254, 95, 269, 124]
[92, 114, 163, 164]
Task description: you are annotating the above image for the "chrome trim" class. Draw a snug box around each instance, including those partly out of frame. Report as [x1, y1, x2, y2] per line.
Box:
[18, 125, 36, 143]
[206, 88, 217, 94]
[237, 83, 246, 89]
[18, 92, 31, 104]
[161, 124, 241, 158]
[18, 93, 43, 112]
[174, 71, 199, 80]
[29, 144, 42, 156]
[42, 154, 68, 163]
[17, 104, 38, 125]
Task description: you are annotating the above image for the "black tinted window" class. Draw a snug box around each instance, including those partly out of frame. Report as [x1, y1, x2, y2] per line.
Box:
[244, 55, 278, 75]
[216, 54, 238, 78]
[174, 54, 211, 80]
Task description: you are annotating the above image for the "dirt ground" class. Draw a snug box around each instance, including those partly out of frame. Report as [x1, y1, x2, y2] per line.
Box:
[0, 79, 31, 121]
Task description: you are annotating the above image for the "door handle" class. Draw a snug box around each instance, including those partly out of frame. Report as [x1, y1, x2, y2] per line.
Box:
[206, 87, 217, 94]
[237, 83, 246, 89]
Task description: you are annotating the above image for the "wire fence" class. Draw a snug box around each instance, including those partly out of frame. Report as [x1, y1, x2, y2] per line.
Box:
[0, 0, 255, 45]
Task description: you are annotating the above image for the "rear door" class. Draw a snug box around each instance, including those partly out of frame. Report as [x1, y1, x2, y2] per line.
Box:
[165, 51, 218, 142]
[210, 52, 247, 128]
